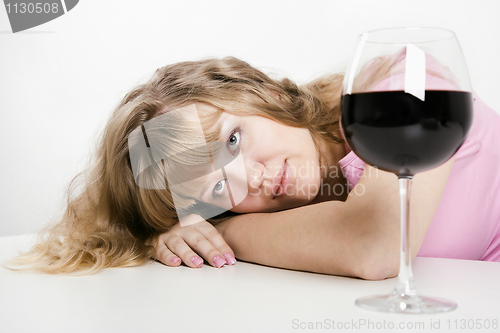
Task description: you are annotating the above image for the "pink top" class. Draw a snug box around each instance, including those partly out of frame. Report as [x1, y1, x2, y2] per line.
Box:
[339, 48, 500, 261]
[338, 93, 500, 262]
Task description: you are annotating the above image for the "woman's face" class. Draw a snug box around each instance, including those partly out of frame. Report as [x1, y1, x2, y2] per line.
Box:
[194, 103, 324, 214]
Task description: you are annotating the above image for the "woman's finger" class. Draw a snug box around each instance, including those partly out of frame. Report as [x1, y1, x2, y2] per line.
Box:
[175, 226, 228, 268]
[194, 222, 236, 265]
[154, 237, 182, 267]
[164, 234, 205, 268]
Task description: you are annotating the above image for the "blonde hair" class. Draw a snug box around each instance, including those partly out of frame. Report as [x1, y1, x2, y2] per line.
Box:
[7, 57, 344, 274]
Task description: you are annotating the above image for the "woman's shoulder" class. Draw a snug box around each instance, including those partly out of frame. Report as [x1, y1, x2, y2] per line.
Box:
[455, 93, 500, 161]
[338, 148, 366, 191]
[420, 93, 500, 261]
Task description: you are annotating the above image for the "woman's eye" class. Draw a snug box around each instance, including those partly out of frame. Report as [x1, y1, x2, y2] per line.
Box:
[227, 129, 241, 154]
[213, 179, 226, 197]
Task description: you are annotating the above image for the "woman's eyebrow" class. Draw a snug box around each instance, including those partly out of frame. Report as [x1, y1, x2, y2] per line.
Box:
[221, 167, 236, 208]
[198, 178, 214, 202]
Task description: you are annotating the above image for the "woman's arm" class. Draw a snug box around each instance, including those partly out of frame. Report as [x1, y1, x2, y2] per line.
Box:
[216, 157, 455, 280]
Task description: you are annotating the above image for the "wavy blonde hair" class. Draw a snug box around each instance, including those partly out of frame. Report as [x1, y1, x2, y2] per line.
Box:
[7, 57, 345, 274]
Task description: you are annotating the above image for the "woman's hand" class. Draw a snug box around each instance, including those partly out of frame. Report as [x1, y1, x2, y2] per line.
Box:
[154, 215, 236, 268]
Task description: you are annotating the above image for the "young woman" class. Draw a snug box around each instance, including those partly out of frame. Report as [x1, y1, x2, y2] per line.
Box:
[10, 56, 500, 278]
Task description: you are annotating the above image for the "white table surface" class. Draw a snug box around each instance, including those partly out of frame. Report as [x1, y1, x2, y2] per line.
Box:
[1, 235, 499, 333]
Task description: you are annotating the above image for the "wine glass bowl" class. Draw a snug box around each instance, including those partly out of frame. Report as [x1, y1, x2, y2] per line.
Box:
[341, 27, 473, 313]
[341, 90, 473, 177]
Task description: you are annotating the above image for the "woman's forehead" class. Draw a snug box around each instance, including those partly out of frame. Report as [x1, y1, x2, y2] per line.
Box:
[158, 103, 224, 129]
[189, 103, 223, 133]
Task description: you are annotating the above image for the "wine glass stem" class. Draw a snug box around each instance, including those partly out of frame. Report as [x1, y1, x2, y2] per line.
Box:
[396, 177, 417, 296]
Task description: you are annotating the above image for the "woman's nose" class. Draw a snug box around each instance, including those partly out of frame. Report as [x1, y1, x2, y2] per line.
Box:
[222, 158, 265, 199]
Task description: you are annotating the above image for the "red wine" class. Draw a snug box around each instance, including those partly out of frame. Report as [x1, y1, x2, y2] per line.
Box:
[341, 90, 473, 176]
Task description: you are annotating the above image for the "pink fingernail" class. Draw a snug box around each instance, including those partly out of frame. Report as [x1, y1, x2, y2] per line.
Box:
[171, 257, 181, 264]
[191, 256, 203, 266]
[212, 255, 226, 268]
[224, 253, 236, 265]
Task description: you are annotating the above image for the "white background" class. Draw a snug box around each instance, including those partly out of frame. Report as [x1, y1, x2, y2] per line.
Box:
[1, 0, 499, 236]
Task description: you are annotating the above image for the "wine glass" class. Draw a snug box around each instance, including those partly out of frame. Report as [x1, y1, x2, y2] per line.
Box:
[341, 27, 473, 313]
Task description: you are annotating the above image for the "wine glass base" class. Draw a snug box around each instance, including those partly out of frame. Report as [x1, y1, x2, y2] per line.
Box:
[355, 290, 457, 314]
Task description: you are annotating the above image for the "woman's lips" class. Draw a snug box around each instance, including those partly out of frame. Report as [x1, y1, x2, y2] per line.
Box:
[272, 160, 289, 198]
